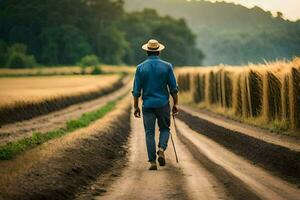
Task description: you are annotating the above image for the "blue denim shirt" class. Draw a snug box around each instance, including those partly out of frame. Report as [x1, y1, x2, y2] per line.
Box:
[132, 56, 178, 108]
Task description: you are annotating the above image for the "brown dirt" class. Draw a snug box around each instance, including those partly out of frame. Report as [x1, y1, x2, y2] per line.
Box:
[78, 108, 300, 200]
[84, 110, 227, 200]
[176, 119, 300, 200]
[177, 124, 261, 200]
[0, 97, 132, 200]
[0, 77, 131, 147]
[180, 105, 300, 151]
[1, 94, 299, 200]
[0, 75, 129, 126]
[177, 107, 300, 185]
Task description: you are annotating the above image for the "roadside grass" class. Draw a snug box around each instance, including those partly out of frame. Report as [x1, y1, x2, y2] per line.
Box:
[66, 101, 116, 131]
[0, 101, 117, 160]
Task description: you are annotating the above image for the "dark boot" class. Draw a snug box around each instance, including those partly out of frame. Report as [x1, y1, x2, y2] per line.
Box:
[149, 161, 158, 170]
[157, 150, 166, 166]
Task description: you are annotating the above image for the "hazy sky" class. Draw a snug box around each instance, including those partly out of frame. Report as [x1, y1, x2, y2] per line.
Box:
[203, 0, 300, 21]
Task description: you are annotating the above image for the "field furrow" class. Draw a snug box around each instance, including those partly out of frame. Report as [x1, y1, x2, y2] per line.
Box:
[0, 96, 132, 200]
[177, 106, 300, 184]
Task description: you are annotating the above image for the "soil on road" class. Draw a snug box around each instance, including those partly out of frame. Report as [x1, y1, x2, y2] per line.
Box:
[86, 113, 226, 200]
[85, 111, 300, 200]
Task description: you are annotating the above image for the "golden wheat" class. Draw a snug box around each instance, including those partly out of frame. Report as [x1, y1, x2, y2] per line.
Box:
[0, 75, 120, 108]
[176, 57, 300, 131]
[0, 75, 124, 125]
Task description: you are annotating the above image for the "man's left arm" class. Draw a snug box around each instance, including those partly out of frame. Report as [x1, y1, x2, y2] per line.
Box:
[167, 65, 179, 115]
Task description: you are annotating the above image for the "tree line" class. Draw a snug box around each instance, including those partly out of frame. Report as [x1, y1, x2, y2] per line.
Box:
[0, 0, 204, 68]
[125, 0, 300, 65]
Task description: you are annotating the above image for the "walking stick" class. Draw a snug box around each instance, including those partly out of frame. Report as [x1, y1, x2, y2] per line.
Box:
[171, 114, 179, 163]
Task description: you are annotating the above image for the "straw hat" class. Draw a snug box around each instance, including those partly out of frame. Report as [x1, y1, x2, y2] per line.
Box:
[142, 39, 165, 52]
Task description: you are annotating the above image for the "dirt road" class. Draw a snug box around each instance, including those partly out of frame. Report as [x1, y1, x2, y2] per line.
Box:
[89, 111, 300, 200]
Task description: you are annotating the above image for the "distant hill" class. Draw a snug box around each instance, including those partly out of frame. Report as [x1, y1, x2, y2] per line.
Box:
[125, 0, 300, 65]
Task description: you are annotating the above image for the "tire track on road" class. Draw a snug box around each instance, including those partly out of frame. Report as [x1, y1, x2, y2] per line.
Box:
[94, 112, 190, 200]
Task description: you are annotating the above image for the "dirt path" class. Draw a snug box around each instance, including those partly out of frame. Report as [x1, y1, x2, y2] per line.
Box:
[89, 113, 228, 200]
[88, 111, 300, 200]
[0, 98, 132, 200]
[0, 77, 131, 146]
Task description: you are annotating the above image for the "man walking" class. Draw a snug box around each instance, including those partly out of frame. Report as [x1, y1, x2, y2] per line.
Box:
[132, 39, 179, 170]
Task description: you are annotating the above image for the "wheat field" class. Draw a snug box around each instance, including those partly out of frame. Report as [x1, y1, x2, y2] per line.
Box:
[0, 75, 124, 125]
[177, 58, 300, 131]
[0, 75, 120, 107]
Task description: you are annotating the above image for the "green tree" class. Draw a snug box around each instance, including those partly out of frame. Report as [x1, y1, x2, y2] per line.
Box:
[94, 26, 129, 64]
[78, 54, 100, 67]
[40, 25, 92, 65]
[7, 43, 27, 55]
[78, 54, 101, 74]
[0, 40, 7, 67]
[6, 53, 36, 69]
[0, 0, 126, 66]
[0, 0, 204, 66]
[120, 9, 204, 66]
[125, 0, 300, 65]
[5, 43, 36, 69]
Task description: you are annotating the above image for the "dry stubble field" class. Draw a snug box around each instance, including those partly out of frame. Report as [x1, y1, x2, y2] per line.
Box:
[0, 75, 120, 108]
[0, 74, 125, 125]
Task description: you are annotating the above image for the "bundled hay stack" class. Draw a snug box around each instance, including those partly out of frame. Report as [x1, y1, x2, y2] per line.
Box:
[205, 70, 217, 104]
[177, 74, 184, 91]
[232, 73, 243, 115]
[241, 71, 251, 118]
[248, 70, 263, 117]
[177, 73, 191, 92]
[262, 71, 282, 122]
[221, 70, 233, 108]
[176, 58, 300, 131]
[281, 74, 290, 121]
[289, 67, 300, 129]
[201, 73, 206, 102]
[192, 73, 205, 103]
[215, 69, 223, 105]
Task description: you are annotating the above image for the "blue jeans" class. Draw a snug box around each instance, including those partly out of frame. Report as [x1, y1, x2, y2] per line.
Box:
[142, 103, 170, 162]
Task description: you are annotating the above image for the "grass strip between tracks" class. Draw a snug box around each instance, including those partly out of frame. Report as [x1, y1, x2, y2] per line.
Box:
[0, 99, 119, 160]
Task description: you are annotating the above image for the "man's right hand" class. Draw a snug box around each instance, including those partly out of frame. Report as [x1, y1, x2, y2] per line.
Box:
[172, 105, 179, 116]
[134, 107, 141, 118]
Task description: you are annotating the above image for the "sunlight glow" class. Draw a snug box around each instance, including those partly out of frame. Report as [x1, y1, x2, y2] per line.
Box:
[203, 0, 300, 21]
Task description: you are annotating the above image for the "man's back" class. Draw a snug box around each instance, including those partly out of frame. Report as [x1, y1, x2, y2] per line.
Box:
[132, 55, 178, 108]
